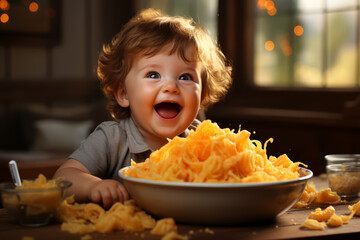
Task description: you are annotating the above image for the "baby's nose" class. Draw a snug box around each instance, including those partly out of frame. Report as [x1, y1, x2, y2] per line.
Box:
[161, 79, 180, 94]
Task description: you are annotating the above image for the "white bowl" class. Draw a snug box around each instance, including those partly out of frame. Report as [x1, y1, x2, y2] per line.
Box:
[119, 167, 312, 225]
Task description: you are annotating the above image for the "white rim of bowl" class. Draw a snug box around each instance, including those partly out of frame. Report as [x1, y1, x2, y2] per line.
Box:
[119, 167, 312, 188]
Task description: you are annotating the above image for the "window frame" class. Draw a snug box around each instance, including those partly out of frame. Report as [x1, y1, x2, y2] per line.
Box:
[211, 0, 360, 125]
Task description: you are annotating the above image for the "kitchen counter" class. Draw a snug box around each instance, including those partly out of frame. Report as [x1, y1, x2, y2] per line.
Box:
[0, 176, 359, 240]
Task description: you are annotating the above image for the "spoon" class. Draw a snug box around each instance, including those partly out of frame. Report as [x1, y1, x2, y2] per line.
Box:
[8, 160, 22, 186]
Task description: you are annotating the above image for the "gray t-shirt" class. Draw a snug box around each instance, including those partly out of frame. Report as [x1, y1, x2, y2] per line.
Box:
[69, 117, 200, 181]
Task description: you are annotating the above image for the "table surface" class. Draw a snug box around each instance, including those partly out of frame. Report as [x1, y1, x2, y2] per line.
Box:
[1, 176, 359, 240]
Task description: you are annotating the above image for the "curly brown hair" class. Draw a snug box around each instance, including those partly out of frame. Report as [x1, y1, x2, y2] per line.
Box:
[97, 8, 232, 120]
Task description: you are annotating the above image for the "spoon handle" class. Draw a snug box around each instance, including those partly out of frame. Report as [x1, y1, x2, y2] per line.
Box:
[9, 160, 22, 187]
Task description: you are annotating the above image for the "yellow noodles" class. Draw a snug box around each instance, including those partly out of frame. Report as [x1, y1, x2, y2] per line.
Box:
[300, 219, 326, 230]
[307, 206, 335, 222]
[327, 214, 344, 227]
[293, 182, 318, 208]
[57, 197, 155, 234]
[57, 197, 190, 237]
[84, 203, 105, 223]
[150, 218, 177, 235]
[124, 120, 304, 183]
[17, 174, 57, 189]
[300, 200, 360, 230]
[293, 181, 345, 209]
[348, 200, 360, 216]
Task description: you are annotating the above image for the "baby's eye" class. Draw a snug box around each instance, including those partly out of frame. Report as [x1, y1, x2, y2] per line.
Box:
[146, 72, 160, 79]
[179, 73, 193, 81]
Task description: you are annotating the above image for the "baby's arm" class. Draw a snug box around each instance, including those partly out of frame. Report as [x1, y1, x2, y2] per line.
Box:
[53, 159, 129, 208]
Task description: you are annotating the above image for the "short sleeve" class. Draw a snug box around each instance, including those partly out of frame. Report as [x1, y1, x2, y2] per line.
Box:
[69, 124, 111, 178]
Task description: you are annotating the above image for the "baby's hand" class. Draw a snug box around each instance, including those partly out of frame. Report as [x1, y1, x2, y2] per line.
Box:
[89, 179, 129, 208]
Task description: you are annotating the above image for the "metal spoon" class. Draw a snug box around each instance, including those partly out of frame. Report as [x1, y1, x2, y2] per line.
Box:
[8, 160, 22, 186]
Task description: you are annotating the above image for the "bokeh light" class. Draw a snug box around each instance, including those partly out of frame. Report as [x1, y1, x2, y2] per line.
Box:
[267, 7, 277, 16]
[0, 13, 9, 23]
[264, 0, 274, 10]
[29, 2, 39, 12]
[257, 0, 266, 10]
[258, 0, 276, 16]
[0, 0, 10, 11]
[294, 25, 304, 36]
[265, 40, 275, 51]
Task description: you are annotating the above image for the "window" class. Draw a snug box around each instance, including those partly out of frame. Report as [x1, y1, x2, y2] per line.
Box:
[255, 0, 360, 89]
[134, 0, 218, 39]
[213, 0, 360, 118]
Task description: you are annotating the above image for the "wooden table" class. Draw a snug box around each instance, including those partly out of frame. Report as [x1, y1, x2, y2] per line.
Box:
[1, 177, 359, 240]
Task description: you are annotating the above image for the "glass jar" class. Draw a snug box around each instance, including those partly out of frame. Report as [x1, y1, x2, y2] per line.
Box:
[325, 154, 360, 198]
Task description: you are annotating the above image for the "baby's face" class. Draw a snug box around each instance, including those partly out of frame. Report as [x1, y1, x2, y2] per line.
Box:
[118, 44, 202, 149]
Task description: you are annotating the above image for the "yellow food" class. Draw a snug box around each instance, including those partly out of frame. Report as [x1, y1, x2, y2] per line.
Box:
[300, 200, 360, 230]
[307, 206, 335, 222]
[2, 174, 62, 216]
[95, 201, 155, 233]
[151, 218, 177, 235]
[313, 188, 344, 205]
[124, 120, 304, 183]
[61, 222, 96, 234]
[293, 182, 344, 208]
[300, 219, 326, 230]
[18, 174, 58, 189]
[308, 206, 335, 222]
[57, 197, 186, 237]
[161, 231, 189, 240]
[327, 214, 343, 227]
[81, 235, 93, 240]
[293, 182, 318, 208]
[348, 199, 360, 216]
[204, 228, 215, 234]
[56, 195, 87, 224]
[58, 197, 155, 234]
[328, 170, 360, 195]
[84, 203, 105, 223]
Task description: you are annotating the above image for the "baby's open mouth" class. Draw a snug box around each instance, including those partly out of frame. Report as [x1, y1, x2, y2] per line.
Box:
[154, 102, 182, 119]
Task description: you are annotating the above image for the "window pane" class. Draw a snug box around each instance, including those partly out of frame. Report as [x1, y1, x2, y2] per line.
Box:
[254, 15, 291, 87]
[135, 0, 218, 39]
[327, 0, 357, 10]
[254, 0, 360, 89]
[296, 0, 322, 12]
[326, 11, 357, 87]
[293, 13, 323, 87]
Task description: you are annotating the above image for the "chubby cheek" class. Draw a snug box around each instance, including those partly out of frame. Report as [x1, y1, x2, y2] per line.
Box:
[129, 88, 156, 115]
[188, 94, 201, 111]
[183, 86, 202, 116]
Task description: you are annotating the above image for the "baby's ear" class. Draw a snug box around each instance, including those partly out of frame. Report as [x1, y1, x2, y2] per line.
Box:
[114, 87, 130, 107]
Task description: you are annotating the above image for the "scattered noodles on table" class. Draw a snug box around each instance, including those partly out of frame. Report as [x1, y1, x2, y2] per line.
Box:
[56, 195, 189, 238]
[301, 200, 360, 230]
[293, 181, 345, 208]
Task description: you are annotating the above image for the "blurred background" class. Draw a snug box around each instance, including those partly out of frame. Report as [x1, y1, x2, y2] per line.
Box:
[0, 0, 359, 180]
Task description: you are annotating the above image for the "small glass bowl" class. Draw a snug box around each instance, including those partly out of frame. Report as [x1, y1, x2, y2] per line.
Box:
[325, 154, 360, 199]
[0, 179, 71, 227]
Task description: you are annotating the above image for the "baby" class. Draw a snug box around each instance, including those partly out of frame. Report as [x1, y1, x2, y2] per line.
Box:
[54, 8, 232, 208]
